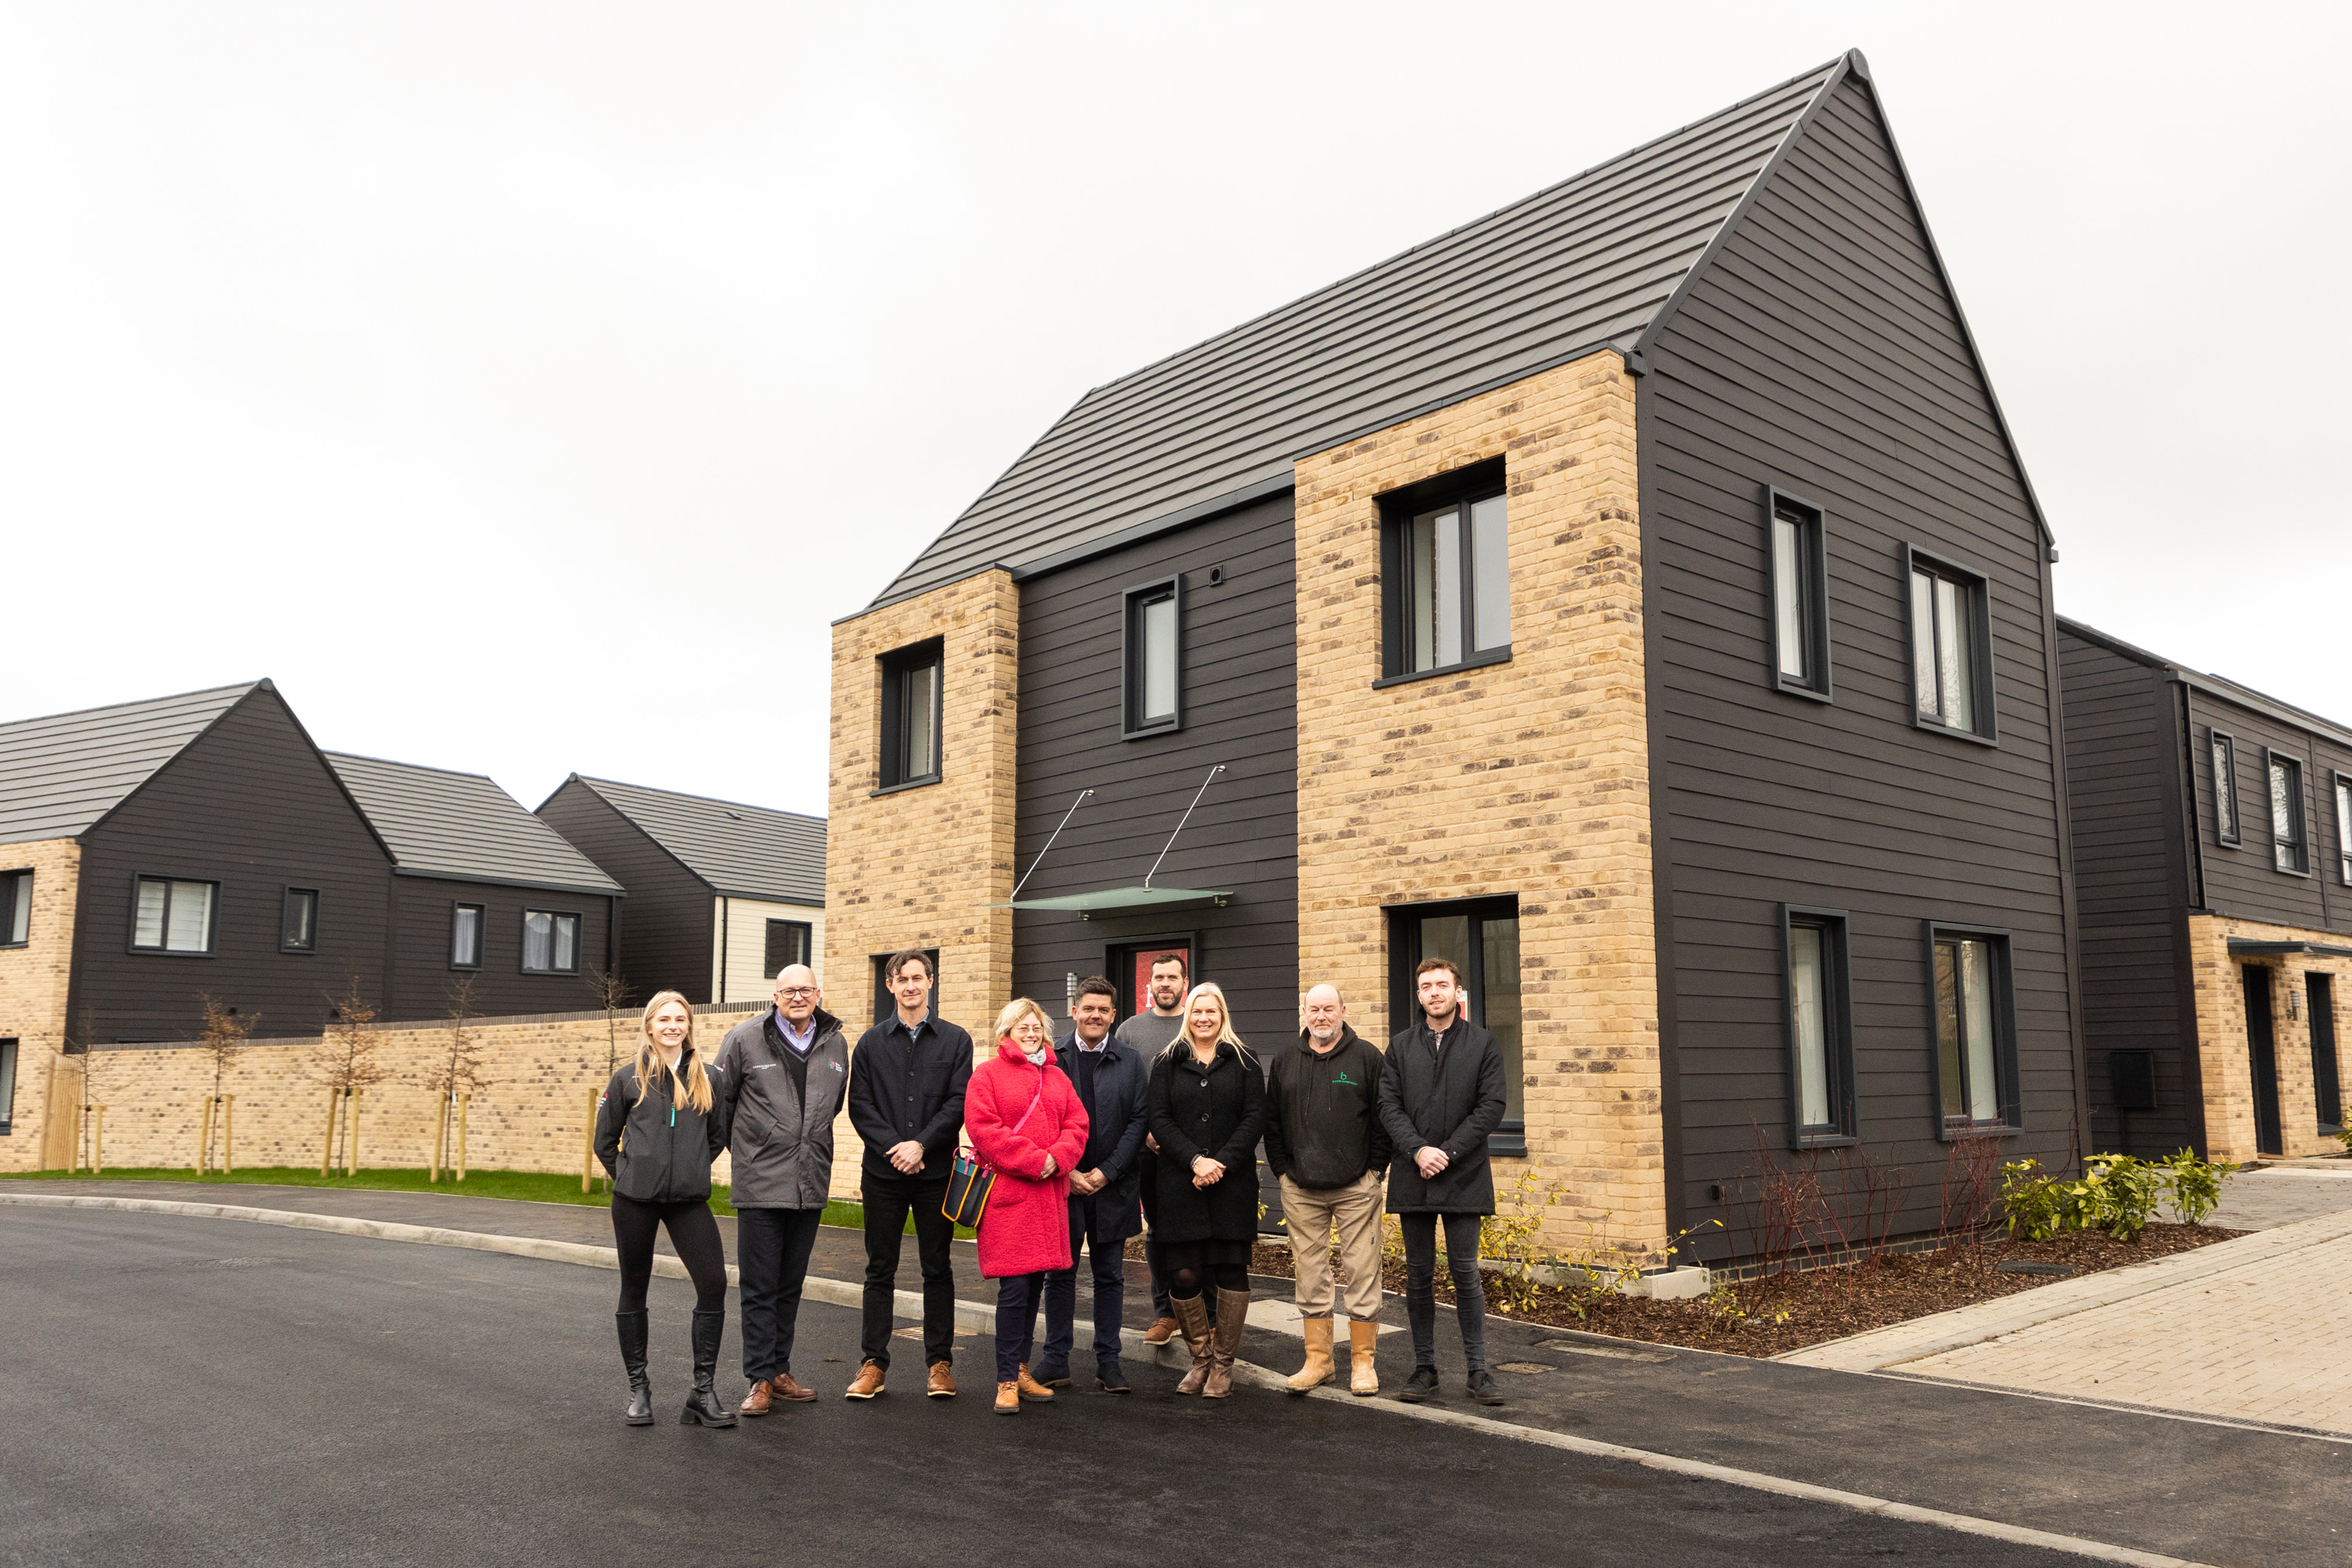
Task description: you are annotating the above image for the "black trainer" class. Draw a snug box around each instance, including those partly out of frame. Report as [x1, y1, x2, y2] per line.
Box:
[1095, 1361, 1131, 1394]
[1398, 1365, 1440, 1403]
[1467, 1368, 1504, 1406]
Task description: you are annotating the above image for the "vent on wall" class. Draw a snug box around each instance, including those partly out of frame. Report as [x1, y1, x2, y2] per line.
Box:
[2111, 1050, 2158, 1111]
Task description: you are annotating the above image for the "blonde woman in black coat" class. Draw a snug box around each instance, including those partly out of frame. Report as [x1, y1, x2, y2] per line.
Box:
[1144, 982, 1266, 1398]
[593, 990, 735, 1428]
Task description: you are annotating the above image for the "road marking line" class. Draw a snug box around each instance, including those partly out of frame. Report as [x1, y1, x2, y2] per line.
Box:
[3, 1192, 2218, 1568]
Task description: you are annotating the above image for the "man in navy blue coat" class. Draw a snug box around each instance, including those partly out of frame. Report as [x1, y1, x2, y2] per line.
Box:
[1036, 975, 1150, 1392]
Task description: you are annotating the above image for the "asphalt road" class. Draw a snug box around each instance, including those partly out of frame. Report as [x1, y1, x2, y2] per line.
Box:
[0, 1210, 2103, 1568]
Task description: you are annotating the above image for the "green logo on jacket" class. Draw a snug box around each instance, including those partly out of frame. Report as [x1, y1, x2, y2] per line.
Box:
[1330, 1071, 1359, 1087]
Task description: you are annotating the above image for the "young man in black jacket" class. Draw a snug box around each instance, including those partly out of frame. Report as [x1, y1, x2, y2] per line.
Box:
[1265, 982, 1392, 1396]
[1037, 975, 1149, 1392]
[844, 949, 973, 1400]
[1380, 956, 1508, 1406]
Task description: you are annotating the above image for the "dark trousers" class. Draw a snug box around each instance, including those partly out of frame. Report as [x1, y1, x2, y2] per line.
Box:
[995, 1272, 1047, 1382]
[610, 1194, 728, 1313]
[1042, 1195, 1127, 1370]
[1400, 1210, 1488, 1372]
[737, 1206, 823, 1383]
[1138, 1149, 1213, 1319]
[860, 1169, 956, 1370]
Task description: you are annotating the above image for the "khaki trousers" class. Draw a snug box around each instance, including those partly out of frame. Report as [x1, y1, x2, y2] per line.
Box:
[1279, 1171, 1385, 1322]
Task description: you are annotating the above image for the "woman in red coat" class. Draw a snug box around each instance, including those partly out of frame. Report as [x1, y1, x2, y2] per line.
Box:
[965, 996, 1091, 1416]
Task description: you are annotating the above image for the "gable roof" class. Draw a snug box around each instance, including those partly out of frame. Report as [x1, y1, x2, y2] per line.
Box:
[553, 775, 825, 905]
[325, 752, 624, 897]
[863, 54, 1863, 611]
[2058, 617, 2352, 753]
[0, 681, 263, 847]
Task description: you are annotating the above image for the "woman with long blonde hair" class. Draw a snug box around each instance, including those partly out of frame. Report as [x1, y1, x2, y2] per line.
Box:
[592, 990, 735, 1428]
[1143, 981, 1266, 1397]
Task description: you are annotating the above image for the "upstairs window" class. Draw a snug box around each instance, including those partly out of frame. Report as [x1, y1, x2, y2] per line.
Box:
[1906, 547, 1995, 742]
[2335, 773, 2351, 884]
[1930, 924, 2017, 1133]
[1379, 462, 1510, 682]
[0, 869, 29, 947]
[1783, 906, 1856, 1144]
[522, 909, 580, 975]
[1123, 577, 1182, 735]
[132, 877, 216, 954]
[450, 903, 485, 969]
[2267, 750, 2309, 875]
[764, 918, 812, 978]
[280, 887, 318, 953]
[2211, 731, 2241, 846]
[1767, 492, 1832, 699]
[877, 640, 943, 790]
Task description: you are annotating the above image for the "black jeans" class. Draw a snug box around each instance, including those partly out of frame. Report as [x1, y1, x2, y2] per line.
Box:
[1042, 1194, 1127, 1370]
[610, 1194, 727, 1314]
[737, 1206, 823, 1383]
[1138, 1150, 1213, 1319]
[996, 1272, 1047, 1382]
[860, 1169, 956, 1369]
[1399, 1210, 1487, 1372]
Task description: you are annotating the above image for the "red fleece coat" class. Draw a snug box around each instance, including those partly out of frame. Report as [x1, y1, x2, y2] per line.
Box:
[964, 1043, 1091, 1279]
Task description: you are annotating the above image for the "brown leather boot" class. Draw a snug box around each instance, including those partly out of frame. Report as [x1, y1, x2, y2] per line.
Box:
[924, 1363, 957, 1399]
[844, 1361, 885, 1399]
[739, 1379, 775, 1417]
[1172, 1295, 1214, 1396]
[1286, 1316, 1335, 1394]
[1015, 1367, 1056, 1403]
[1348, 1319, 1381, 1396]
[1143, 1316, 1181, 1345]
[1203, 1290, 1250, 1398]
[994, 1381, 1020, 1415]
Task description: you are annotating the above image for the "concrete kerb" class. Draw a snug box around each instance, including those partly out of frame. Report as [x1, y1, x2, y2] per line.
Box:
[2, 1191, 2216, 1568]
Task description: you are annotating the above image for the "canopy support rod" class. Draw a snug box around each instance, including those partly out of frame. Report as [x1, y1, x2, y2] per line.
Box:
[1145, 766, 1225, 889]
[1010, 789, 1094, 903]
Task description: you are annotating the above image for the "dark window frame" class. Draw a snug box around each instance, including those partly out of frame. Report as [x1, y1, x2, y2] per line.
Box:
[1780, 904, 1857, 1146]
[764, 918, 813, 980]
[2263, 747, 2310, 877]
[0, 1036, 16, 1134]
[874, 638, 946, 794]
[1375, 458, 1512, 688]
[2308, 972, 2343, 1134]
[2210, 730, 2241, 848]
[1765, 488, 1833, 703]
[871, 948, 942, 1028]
[278, 886, 320, 954]
[127, 873, 220, 957]
[1923, 919, 2022, 1138]
[520, 908, 583, 976]
[449, 902, 486, 971]
[0, 868, 30, 949]
[1120, 574, 1185, 739]
[1900, 543, 1999, 746]
[2335, 771, 2352, 886]
[1386, 893, 1526, 1158]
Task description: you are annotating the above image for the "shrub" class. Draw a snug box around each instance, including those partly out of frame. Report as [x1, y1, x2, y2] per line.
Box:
[2000, 1149, 2234, 1242]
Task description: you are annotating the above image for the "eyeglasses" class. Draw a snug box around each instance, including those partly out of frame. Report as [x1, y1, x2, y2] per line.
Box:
[776, 988, 818, 1000]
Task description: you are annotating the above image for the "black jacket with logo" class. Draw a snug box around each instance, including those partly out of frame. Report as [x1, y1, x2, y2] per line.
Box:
[1264, 1024, 1392, 1190]
[593, 1054, 731, 1204]
[717, 1006, 848, 1209]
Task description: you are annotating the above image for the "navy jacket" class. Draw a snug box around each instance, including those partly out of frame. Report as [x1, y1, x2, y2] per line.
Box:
[1054, 1032, 1150, 1237]
[1379, 1017, 1507, 1214]
[846, 1014, 974, 1181]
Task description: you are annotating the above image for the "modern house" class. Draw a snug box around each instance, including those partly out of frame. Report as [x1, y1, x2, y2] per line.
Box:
[2058, 618, 2348, 1161]
[821, 51, 2083, 1264]
[536, 776, 826, 1007]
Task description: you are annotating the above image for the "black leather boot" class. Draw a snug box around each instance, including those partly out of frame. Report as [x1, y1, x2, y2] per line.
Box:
[616, 1310, 653, 1426]
[680, 1309, 736, 1428]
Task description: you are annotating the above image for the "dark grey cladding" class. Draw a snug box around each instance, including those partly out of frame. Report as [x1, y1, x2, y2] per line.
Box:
[0, 681, 261, 846]
[550, 775, 824, 905]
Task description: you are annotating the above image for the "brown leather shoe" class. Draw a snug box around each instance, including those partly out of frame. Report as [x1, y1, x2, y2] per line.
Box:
[1143, 1316, 1181, 1345]
[925, 1362, 956, 1399]
[771, 1371, 818, 1403]
[1015, 1367, 1055, 1403]
[994, 1380, 1020, 1414]
[844, 1361, 886, 1400]
[739, 1379, 775, 1417]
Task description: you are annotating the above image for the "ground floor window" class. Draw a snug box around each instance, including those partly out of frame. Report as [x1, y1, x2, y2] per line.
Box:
[522, 910, 579, 975]
[1388, 896, 1522, 1155]
[0, 1036, 16, 1133]
[2310, 973, 2343, 1132]
[1782, 906, 1857, 1145]
[1929, 923, 2018, 1134]
[764, 919, 811, 978]
[870, 948, 940, 1026]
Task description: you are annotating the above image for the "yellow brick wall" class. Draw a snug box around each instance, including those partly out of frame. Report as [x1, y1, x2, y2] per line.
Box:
[2187, 913, 2350, 1160]
[824, 568, 1018, 1047]
[0, 839, 80, 1174]
[1292, 349, 1664, 1259]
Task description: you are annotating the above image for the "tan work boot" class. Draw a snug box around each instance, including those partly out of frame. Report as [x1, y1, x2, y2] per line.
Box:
[1286, 1316, 1335, 1394]
[994, 1381, 1020, 1415]
[1348, 1320, 1380, 1396]
[1015, 1367, 1056, 1403]
[1143, 1316, 1181, 1345]
[1172, 1295, 1214, 1396]
[1203, 1290, 1251, 1399]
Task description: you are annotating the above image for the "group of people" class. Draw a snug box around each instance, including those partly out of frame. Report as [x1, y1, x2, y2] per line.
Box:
[590, 946, 1510, 1425]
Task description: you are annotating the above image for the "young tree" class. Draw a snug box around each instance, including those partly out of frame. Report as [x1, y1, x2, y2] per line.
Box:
[194, 993, 258, 1174]
[67, 1004, 100, 1172]
[314, 978, 387, 1176]
[425, 975, 493, 1182]
[581, 966, 631, 1192]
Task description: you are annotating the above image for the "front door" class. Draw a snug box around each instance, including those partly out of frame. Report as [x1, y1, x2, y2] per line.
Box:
[2243, 965, 2285, 1155]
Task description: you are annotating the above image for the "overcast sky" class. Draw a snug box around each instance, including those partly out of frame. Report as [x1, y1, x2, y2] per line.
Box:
[5, 2, 2345, 818]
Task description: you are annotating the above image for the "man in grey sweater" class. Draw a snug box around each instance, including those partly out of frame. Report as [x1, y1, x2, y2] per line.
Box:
[1112, 950, 1196, 1340]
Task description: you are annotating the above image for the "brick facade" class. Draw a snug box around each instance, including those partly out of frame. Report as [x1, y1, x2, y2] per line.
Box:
[1291, 350, 1665, 1258]
[0, 838, 79, 1174]
[825, 568, 1018, 1044]
[2187, 913, 2350, 1161]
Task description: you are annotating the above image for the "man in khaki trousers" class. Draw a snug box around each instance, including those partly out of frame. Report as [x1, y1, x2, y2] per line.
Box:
[1264, 983, 1392, 1395]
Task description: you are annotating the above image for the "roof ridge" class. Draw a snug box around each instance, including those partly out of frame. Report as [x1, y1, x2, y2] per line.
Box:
[0, 679, 264, 731]
[325, 748, 499, 785]
[577, 774, 824, 824]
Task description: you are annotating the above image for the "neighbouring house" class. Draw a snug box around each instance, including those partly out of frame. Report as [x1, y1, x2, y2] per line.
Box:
[322, 753, 624, 1020]
[2057, 618, 2349, 1162]
[821, 51, 2083, 1265]
[536, 776, 826, 1007]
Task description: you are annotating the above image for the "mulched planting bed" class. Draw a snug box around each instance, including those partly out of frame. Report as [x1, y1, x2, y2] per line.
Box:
[1385, 1221, 2245, 1357]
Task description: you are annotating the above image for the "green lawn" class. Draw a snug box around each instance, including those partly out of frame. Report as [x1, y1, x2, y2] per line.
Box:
[0, 1165, 967, 1233]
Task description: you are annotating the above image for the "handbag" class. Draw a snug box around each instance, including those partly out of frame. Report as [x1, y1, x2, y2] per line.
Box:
[942, 1073, 1047, 1228]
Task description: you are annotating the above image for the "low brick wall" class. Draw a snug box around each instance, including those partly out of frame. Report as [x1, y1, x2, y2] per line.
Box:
[13, 1004, 869, 1203]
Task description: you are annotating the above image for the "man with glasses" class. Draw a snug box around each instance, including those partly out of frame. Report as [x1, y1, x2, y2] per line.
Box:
[716, 963, 849, 1411]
